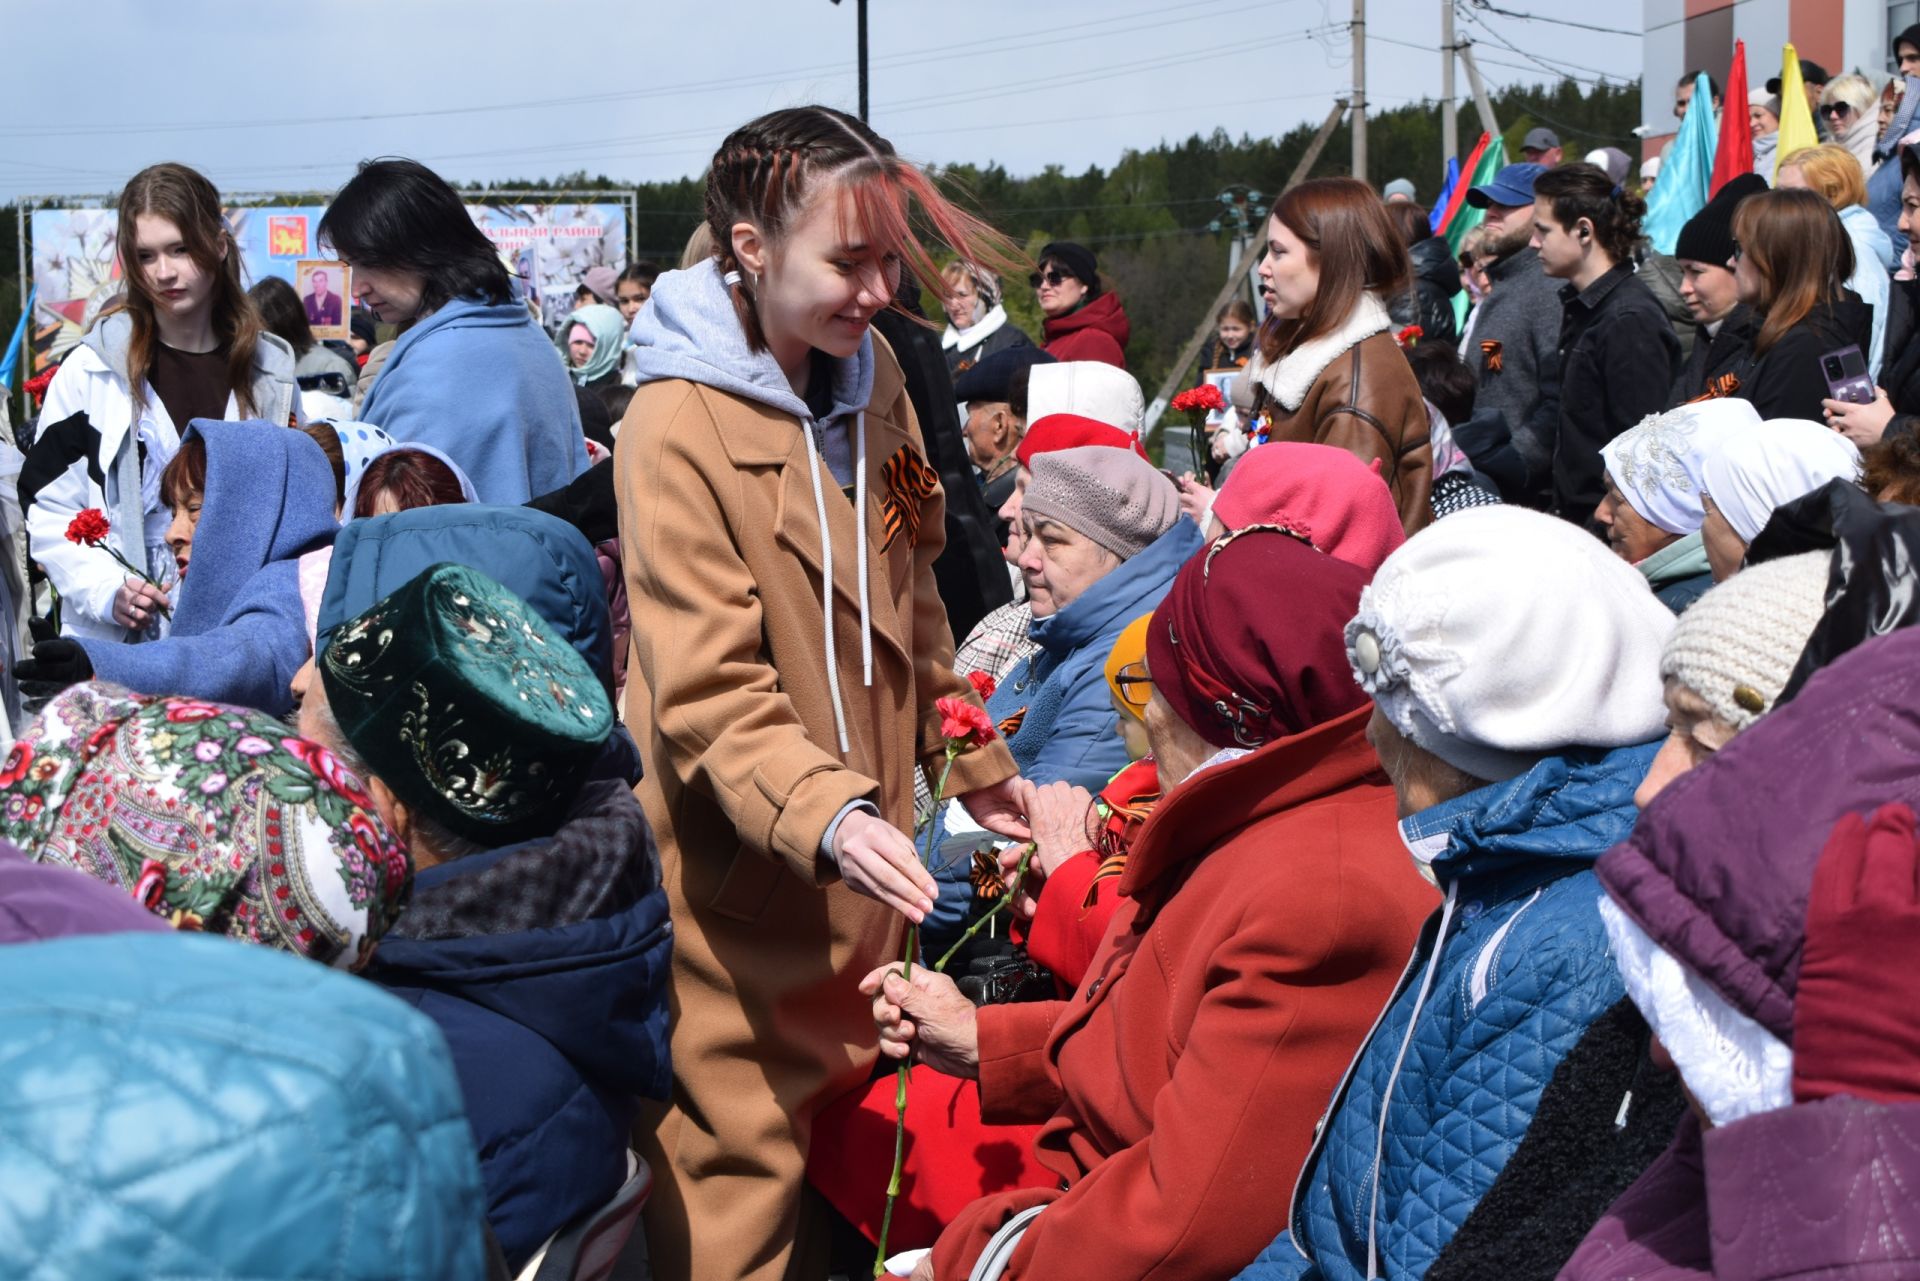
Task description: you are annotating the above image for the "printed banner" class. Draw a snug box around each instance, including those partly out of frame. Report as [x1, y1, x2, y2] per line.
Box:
[27, 199, 628, 371]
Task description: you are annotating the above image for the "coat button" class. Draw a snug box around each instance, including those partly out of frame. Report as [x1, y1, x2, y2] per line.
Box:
[1354, 630, 1382, 675]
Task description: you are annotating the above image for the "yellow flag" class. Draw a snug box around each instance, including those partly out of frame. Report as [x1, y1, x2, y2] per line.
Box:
[1773, 43, 1820, 179]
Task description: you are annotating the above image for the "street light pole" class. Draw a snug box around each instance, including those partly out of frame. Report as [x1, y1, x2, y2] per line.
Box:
[1351, 0, 1367, 180]
[1441, 0, 1458, 163]
[830, 0, 871, 122]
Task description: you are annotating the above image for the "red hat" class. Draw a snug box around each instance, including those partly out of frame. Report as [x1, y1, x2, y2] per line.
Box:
[1146, 528, 1371, 750]
[1210, 443, 1405, 572]
[1015, 413, 1148, 471]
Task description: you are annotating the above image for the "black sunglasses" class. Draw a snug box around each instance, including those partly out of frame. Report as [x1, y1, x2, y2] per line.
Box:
[1821, 102, 1855, 119]
[1029, 267, 1071, 288]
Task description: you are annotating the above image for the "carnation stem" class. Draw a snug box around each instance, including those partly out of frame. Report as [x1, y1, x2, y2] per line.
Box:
[872, 743, 960, 1278]
[933, 842, 1035, 974]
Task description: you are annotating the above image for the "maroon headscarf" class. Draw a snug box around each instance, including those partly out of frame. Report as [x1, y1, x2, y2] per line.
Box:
[1146, 528, 1371, 750]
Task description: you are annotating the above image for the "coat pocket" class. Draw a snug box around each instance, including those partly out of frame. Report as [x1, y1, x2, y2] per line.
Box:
[707, 842, 786, 925]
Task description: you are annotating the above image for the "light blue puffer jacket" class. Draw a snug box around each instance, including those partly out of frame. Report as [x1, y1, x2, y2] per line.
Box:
[0, 932, 488, 1280]
[1236, 740, 1656, 1281]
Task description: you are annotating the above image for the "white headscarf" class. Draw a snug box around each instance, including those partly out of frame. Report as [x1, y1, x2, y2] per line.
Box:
[1701, 418, 1862, 542]
[340, 442, 481, 518]
[1601, 399, 1763, 535]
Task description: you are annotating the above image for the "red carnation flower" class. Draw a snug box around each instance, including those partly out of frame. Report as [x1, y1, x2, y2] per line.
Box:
[936, 696, 996, 748]
[65, 508, 111, 547]
[966, 671, 996, 702]
[1171, 383, 1227, 414]
[1395, 324, 1424, 349]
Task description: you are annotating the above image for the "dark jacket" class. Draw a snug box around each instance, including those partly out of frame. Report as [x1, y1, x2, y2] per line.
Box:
[1737, 296, 1873, 422]
[366, 779, 671, 1272]
[1876, 276, 1920, 437]
[1666, 305, 1758, 407]
[1469, 246, 1564, 505]
[1199, 333, 1257, 371]
[875, 290, 1014, 643]
[1553, 264, 1681, 526]
[945, 319, 1033, 378]
[1388, 236, 1462, 346]
[1043, 292, 1130, 367]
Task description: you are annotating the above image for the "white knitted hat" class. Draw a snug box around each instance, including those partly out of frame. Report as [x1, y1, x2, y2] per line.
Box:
[1660, 551, 1831, 731]
[1346, 507, 1675, 781]
[1025, 361, 1146, 434]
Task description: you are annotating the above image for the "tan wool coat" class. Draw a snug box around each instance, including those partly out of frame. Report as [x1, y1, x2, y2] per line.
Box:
[618, 335, 1015, 1281]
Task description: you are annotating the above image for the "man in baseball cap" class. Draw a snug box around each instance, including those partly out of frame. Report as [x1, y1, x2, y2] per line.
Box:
[1521, 127, 1563, 166]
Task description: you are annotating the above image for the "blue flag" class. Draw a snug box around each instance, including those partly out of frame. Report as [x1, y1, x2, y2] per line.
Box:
[1643, 72, 1718, 254]
[1429, 158, 1461, 236]
[0, 286, 32, 392]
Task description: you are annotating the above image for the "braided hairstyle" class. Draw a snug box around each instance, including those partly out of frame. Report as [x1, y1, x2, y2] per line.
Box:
[704, 105, 1023, 353]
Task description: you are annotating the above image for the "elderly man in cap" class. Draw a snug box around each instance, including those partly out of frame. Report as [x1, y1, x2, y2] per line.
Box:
[298, 562, 671, 1275]
[1522, 126, 1563, 166]
[952, 345, 1057, 522]
[1451, 161, 1563, 507]
[1767, 57, 1830, 131]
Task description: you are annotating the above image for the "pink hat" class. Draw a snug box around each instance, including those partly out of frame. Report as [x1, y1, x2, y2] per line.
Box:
[1211, 443, 1405, 572]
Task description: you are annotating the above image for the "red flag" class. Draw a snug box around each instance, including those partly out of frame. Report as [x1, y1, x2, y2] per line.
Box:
[1711, 40, 1754, 196]
[1436, 132, 1492, 238]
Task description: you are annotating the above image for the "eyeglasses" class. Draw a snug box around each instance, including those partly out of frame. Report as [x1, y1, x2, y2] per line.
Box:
[1821, 102, 1855, 119]
[1112, 660, 1153, 708]
[1029, 268, 1070, 288]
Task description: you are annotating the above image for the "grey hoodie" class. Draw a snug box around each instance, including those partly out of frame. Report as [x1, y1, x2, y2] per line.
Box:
[627, 258, 882, 757]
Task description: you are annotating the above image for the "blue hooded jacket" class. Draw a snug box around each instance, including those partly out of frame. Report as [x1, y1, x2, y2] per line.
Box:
[986, 516, 1204, 788]
[81, 419, 336, 715]
[0, 932, 487, 1280]
[359, 295, 588, 504]
[365, 778, 670, 1271]
[1237, 740, 1656, 1281]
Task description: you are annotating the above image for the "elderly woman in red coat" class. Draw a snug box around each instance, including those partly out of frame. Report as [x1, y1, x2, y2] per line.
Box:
[866, 526, 1437, 1281]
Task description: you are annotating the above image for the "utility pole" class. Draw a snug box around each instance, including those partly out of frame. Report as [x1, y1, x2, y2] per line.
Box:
[1441, 0, 1458, 163]
[1460, 40, 1502, 141]
[830, 0, 871, 121]
[1351, 0, 1368, 180]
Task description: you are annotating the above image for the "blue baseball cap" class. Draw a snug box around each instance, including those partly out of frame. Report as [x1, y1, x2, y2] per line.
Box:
[1466, 162, 1548, 210]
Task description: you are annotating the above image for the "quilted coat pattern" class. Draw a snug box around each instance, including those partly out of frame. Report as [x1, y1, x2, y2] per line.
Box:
[0, 932, 487, 1280]
[1238, 741, 1656, 1281]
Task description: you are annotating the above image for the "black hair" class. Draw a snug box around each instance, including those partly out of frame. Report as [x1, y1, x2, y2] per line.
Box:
[619, 261, 662, 289]
[1405, 341, 1475, 426]
[1678, 70, 1723, 100]
[1533, 163, 1646, 265]
[599, 382, 636, 425]
[248, 276, 316, 358]
[1902, 143, 1920, 188]
[319, 158, 513, 312]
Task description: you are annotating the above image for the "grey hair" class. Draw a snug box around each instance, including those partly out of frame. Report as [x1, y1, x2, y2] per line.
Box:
[301, 686, 485, 862]
[1369, 709, 1487, 808]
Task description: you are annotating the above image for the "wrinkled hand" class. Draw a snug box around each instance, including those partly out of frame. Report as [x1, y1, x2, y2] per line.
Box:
[861, 961, 980, 1079]
[15, 637, 93, 697]
[111, 576, 170, 631]
[1022, 778, 1097, 879]
[1794, 802, 1920, 1105]
[833, 809, 937, 924]
[958, 775, 1031, 844]
[1822, 389, 1896, 448]
[1177, 472, 1216, 523]
[909, 1254, 936, 1281]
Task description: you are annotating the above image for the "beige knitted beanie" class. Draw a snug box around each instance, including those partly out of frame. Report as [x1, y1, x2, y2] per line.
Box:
[1660, 551, 1831, 731]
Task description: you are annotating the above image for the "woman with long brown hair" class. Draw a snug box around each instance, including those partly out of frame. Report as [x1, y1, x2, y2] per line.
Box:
[1246, 177, 1433, 532]
[1729, 186, 1871, 421]
[23, 163, 299, 643]
[617, 105, 1029, 1280]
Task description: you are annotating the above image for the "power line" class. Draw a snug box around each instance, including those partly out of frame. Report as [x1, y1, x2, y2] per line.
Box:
[1457, 9, 1627, 86]
[0, 0, 1287, 141]
[1462, 2, 1638, 38]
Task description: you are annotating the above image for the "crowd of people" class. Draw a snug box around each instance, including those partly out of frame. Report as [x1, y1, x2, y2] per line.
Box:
[5, 67, 1920, 1281]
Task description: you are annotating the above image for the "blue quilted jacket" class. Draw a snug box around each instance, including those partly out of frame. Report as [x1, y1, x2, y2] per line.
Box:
[1237, 740, 1657, 1281]
[0, 932, 487, 1279]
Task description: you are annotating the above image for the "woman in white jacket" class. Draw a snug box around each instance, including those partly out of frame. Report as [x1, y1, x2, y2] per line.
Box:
[21, 163, 297, 642]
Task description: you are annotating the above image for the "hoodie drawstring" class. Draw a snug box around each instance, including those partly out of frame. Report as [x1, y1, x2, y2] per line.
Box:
[855, 411, 872, 688]
[1365, 879, 1459, 1280]
[802, 411, 875, 756]
[801, 420, 849, 754]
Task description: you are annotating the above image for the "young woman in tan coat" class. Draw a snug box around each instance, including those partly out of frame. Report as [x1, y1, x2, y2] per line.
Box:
[616, 106, 1028, 1281]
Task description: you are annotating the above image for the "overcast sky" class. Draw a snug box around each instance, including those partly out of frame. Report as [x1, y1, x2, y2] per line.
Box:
[0, 0, 1642, 204]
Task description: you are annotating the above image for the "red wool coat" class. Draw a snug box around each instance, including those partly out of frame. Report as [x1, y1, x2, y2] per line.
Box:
[1041, 292, 1131, 368]
[931, 704, 1438, 1280]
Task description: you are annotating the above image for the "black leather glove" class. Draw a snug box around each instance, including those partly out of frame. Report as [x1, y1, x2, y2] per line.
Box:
[15, 638, 94, 698]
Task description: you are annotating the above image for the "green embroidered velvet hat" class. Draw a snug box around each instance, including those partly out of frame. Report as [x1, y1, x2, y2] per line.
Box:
[319, 562, 614, 846]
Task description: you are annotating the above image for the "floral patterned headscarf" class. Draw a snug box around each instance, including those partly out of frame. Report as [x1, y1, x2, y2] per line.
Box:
[0, 682, 411, 970]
